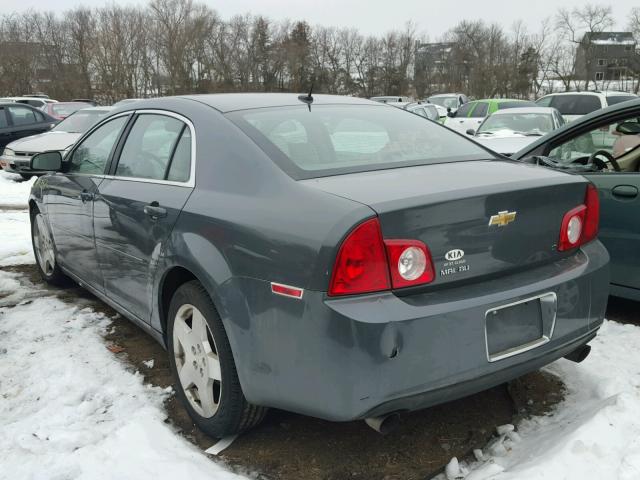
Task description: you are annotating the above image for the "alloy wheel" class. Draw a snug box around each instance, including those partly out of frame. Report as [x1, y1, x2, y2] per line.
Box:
[34, 213, 56, 276]
[172, 304, 222, 418]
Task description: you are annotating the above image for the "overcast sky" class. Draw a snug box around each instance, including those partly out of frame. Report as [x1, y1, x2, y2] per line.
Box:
[3, 0, 637, 38]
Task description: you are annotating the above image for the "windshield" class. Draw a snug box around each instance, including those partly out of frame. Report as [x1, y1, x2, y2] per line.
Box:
[228, 105, 494, 179]
[428, 96, 459, 109]
[52, 110, 109, 133]
[477, 112, 554, 136]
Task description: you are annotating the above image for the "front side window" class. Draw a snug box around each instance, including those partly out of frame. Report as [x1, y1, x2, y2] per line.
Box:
[115, 114, 186, 181]
[229, 104, 493, 179]
[8, 106, 37, 126]
[548, 114, 640, 171]
[469, 102, 488, 118]
[456, 102, 475, 117]
[68, 116, 128, 175]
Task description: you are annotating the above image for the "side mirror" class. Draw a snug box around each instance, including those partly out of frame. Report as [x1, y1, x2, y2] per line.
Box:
[466, 129, 476, 136]
[447, 108, 455, 118]
[31, 151, 62, 171]
[616, 121, 640, 135]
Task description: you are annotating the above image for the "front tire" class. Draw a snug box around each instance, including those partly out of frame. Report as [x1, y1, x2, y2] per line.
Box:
[30, 210, 68, 286]
[167, 281, 267, 437]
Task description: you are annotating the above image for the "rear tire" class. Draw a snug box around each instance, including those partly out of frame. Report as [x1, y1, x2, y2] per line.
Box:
[30, 209, 68, 286]
[167, 281, 267, 437]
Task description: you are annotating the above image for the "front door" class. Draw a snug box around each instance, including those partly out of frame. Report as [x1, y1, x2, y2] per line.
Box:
[546, 113, 640, 296]
[46, 115, 130, 291]
[94, 112, 194, 321]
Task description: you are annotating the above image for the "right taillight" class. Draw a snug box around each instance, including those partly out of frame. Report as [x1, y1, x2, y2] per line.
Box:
[558, 184, 600, 252]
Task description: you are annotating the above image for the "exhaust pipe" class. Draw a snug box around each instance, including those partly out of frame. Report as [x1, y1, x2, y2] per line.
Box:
[564, 344, 591, 363]
[364, 413, 401, 435]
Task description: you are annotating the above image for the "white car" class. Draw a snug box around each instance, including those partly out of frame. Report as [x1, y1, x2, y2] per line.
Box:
[388, 102, 441, 122]
[0, 96, 58, 110]
[470, 107, 564, 156]
[535, 91, 638, 123]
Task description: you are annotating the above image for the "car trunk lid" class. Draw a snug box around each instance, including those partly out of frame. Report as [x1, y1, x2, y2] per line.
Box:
[302, 160, 590, 289]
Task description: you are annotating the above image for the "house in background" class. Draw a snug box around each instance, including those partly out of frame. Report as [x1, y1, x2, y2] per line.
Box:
[575, 32, 639, 83]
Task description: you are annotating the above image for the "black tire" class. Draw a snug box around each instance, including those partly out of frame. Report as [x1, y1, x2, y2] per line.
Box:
[30, 209, 69, 286]
[167, 280, 267, 437]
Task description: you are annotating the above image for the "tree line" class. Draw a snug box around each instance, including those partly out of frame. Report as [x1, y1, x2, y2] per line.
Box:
[0, 0, 638, 103]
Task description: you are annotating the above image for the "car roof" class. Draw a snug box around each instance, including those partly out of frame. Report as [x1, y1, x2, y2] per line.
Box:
[0, 96, 58, 103]
[539, 91, 637, 98]
[171, 93, 379, 113]
[429, 93, 462, 97]
[489, 107, 558, 115]
[75, 106, 113, 113]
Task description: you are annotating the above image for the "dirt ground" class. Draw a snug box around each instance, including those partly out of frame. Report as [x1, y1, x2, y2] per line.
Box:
[6, 263, 635, 480]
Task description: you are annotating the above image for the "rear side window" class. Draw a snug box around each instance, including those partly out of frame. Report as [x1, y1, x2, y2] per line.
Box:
[166, 128, 192, 182]
[115, 114, 187, 181]
[606, 95, 637, 106]
[8, 105, 37, 125]
[470, 102, 488, 118]
[229, 104, 493, 179]
[550, 95, 601, 115]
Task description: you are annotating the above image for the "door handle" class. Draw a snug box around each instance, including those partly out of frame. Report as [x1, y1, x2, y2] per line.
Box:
[612, 185, 638, 198]
[144, 202, 167, 219]
[79, 191, 94, 202]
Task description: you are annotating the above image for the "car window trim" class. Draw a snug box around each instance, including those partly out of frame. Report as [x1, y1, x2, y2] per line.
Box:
[104, 109, 196, 188]
[163, 124, 188, 180]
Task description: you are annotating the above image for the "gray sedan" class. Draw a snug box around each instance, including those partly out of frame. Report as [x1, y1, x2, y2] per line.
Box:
[28, 94, 608, 437]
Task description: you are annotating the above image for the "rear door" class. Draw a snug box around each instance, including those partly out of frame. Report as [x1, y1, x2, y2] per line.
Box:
[94, 111, 194, 322]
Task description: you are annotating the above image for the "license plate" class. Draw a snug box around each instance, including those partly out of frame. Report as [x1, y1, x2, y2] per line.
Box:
[485, 293, 557, 362]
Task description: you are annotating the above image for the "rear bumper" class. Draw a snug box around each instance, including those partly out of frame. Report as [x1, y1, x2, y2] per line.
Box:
[226, 240, 609, 421]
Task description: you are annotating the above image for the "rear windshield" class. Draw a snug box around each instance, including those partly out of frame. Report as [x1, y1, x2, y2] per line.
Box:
[606, 95, 637, 106]
[52, 103, 86, 116]
[550, 95, 601, 115]
[228, 105, 494, 179]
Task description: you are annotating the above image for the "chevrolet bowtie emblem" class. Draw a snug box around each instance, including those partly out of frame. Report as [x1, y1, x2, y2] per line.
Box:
[489, 210, 517, 227]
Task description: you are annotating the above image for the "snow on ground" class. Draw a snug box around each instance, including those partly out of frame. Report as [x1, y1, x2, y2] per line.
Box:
[440, 320, 640, 480]
[0, 210, 34, 267]
[0, 170, 35, 208]
[0, 203, 247, 479]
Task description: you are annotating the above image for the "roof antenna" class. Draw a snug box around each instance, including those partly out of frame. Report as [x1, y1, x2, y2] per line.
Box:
[298, 84, 314, 111]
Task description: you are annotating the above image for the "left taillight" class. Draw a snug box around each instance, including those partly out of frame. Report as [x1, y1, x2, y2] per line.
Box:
[328, 218, 435, 297]
[558, 183, 600, 252]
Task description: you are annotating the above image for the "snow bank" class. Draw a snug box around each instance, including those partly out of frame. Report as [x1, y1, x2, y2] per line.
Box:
[439, 320, 640, 480]
[0, 171, 35, 208]
[0, 271, 246, 480]
[0, 210, 34, 266]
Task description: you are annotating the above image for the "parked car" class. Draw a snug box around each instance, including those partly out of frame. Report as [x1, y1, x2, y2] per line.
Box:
[0, 96, 58, 110]
[469, 107, 564, 156]
[28, 94, 608, 438]
[445, 99, 537, 134]
[426, 93, 469, 114]
[512, 98, 640, 301]
[370, 96, 411, 103]
[390, 101, 441, 122]
[535, 91, 638, 123]
[43, 101, 93, 121]
[0, 102, 57, 160]
[1, 106, 112, 178]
